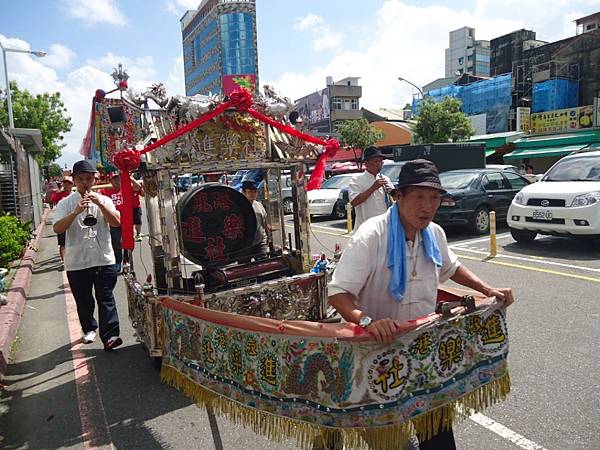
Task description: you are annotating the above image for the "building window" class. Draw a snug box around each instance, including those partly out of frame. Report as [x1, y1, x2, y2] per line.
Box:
[458, 57, 464, 65]
[351, 98, 359, 110]
[344, 98, 352, 110]
[332, 98, 342, 110]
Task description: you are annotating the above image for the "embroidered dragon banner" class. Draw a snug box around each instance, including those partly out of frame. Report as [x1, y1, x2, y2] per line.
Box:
[160, 297, 509, 449]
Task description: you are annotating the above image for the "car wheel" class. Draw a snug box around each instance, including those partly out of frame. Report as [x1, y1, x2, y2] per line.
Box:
[282, 197, 293, 214]
[472, 206, 490, 234]
[510, 227, 537, 243]
[332, 201, 347, 220]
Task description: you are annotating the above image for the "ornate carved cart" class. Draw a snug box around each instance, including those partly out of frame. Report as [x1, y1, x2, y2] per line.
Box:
[87, 84, 510, 449]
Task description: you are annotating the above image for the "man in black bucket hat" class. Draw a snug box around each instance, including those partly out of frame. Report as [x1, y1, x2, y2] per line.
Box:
[348, 146, 394, 230]
[328, 159, 514, 449]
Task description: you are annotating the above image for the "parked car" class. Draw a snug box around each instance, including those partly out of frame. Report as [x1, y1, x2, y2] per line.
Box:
[435, 168, 531, 234]
[486, 164, 520, 173]
[307, 173, 355, 219]
[380, 161, 407, 187]
[176, 174, 204, 192]
[280, 174, 293, 214]
[507, 150, 600, 244]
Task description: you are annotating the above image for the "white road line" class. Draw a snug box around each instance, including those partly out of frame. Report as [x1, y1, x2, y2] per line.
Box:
[454, 246, 600, 273]
[450, 232, 512, 247]
[469, 412, 548, 450]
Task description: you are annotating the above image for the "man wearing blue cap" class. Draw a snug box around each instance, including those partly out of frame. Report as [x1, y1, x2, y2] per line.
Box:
[329, 159, 514, 449]
[53, 160, 123, 350]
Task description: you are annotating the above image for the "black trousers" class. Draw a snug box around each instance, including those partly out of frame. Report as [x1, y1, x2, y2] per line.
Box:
[109, 226, 122, 266]
[418, 428, 456, 450]
[66, 265, 119, 343]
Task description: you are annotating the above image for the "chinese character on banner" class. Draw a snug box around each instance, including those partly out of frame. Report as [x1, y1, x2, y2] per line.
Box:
[181, 217, 206, 243]
[213, 192, 233, 210]
[413, 333, 433, 356]
[438, 336, 464, 372]
[205, 236, 225, 262]
[481, 314, 506, 345]
[223, 214, 245, 240]
[260, 354, 278, 386]
[230, 345, 243, 375]
[374, 357, 407, 394]
[193, 192, 213, 213]
[245, 338, 258, 356]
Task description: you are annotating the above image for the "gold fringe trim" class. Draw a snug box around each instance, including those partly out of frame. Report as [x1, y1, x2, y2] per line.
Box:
[161, 364, 510, 450]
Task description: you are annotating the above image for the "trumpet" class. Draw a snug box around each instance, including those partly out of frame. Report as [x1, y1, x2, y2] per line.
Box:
[82, 191, 98, 227]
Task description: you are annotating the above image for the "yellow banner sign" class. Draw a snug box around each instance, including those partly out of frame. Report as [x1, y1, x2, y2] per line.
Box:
[530, 104, 596, 133]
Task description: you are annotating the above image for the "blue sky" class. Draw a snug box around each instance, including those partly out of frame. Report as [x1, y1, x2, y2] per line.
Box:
[1, 0, 598, 169]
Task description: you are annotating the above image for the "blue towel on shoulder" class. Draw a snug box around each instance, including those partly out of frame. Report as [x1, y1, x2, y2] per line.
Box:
[387, 203, 442, 302]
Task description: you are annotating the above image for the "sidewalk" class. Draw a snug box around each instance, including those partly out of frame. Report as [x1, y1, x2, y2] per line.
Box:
[0, 209, 51, 376]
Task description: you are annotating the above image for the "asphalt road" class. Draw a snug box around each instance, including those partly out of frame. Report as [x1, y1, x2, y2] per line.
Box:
[1, 214, 598, 450]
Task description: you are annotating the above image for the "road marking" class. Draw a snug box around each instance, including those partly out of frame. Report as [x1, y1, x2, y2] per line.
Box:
[285, 223, 351, 237]
[454, 247, 600, 274]
[450, 233, 512, 247]
[63, 272, 115, 450]
[456, 253, 600, 283]
[469, 412, 548, 450]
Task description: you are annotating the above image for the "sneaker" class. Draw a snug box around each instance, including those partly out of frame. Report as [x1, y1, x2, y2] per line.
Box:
[104, 336, 123, 351]
[83, 330, 96, 344]
[134, 233, 143, 242]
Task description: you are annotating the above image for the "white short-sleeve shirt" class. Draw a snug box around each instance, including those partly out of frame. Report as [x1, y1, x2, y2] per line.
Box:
[54, 192, 117, 271]
[328, 210, 460, 324]
[348, 171, 392, 230]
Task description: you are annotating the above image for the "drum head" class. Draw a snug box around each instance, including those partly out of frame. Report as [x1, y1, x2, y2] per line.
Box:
[176, 183, 257, 266]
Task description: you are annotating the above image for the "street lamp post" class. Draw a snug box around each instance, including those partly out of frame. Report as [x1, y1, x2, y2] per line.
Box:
[0, 43, 46, 129]
[397, 76, 425, 98]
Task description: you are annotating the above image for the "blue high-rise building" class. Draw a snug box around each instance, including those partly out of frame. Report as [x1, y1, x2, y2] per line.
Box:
[180, 0, 259, 97]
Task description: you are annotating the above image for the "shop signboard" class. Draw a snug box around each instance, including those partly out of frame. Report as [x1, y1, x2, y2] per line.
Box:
[530, 103, 597, 133]
[516, 107, 531, 132]
[223, 74, 256, 95]
[295, 88, 331, 133]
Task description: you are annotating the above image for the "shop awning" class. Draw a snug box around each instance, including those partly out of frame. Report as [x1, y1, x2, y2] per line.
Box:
[504, 130, 600, 160]
[467, 131, 524, 157]
[504, 145, 586, 160]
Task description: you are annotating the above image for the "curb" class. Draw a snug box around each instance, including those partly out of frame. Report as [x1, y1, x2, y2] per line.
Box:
[0, 208, 51, 377]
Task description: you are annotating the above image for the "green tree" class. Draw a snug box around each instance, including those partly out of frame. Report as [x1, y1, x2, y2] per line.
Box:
[0, 81, 72, 165]
[335, 118, 384, 149]
[47, 162, 63, 178]
[413, 96, 474, 144]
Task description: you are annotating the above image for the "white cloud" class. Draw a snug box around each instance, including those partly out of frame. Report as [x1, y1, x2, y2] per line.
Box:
[294, 14, 325, 31]
[86, 52, 158, 87]
[165, 0, 199, 16]
[61, 0, 126, 27]
[267, 1, 597, 110]
[165, 54, 186, 96]
[42, 44, 77, 69]
[293, 14, 344, 52]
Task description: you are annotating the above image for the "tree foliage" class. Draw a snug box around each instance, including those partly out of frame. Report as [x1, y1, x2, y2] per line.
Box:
[0, 81, 72, 165]
[0, 214, 32, 267]
[335, 118, 384, 150]
[413, 96, 474, 144]
[47, 162, 63, 178]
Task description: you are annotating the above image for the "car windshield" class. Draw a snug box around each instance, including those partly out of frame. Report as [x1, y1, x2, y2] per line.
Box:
[380, 163, 405, 182]
[439, 172, 479, 189]
[543, 156, 600, 181]
[321, 175, 353, 189]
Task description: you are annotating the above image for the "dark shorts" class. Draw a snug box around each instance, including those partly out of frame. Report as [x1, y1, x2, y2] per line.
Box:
[57, 232, 65, 246]
[133, 207, 142, 225]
